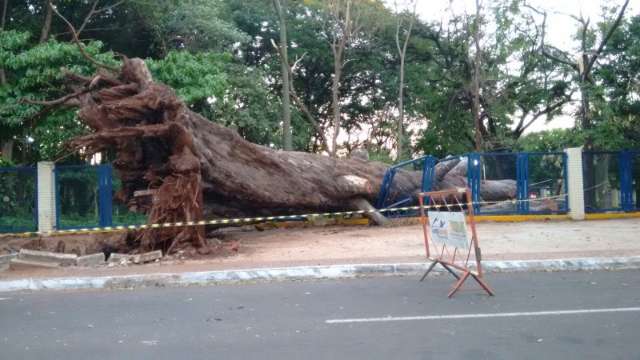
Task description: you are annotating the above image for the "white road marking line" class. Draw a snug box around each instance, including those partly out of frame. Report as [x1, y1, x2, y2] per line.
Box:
[326, 307, 640, 324]
[0, 297, 9, 301]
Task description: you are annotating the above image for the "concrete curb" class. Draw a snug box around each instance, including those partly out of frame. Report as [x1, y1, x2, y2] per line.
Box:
[1, 256, 640, 293]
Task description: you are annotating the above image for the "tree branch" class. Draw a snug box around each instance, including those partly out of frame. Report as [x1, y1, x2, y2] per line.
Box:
[270, 39, 330, 151]
[1, 0, 7, 30]
[524, 3, 578, 71]
[21, 87, 92, 106]
[77, 0, 125, 36]
[51, 4, 119, 72]
[516, 94, 574, 136]
[584, 0, 630, 75]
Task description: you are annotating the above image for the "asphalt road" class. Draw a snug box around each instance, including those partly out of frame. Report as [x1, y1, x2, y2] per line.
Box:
[1, 270, 639, 360]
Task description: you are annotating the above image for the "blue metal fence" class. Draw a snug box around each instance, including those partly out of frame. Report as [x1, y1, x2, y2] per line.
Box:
[55, 164, 103, 230]
[582, 150, 640, 213]
[2, 150, 639, 233]
[632, 151, 640, 210]
[54, 164, 146, 230]
[0, 166, 38, 232]
[377, 151, 569, 216]
[375, 155, 436, 210]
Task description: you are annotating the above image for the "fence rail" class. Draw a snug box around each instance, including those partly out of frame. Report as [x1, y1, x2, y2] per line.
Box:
[377, 149, 638, 218]
[1, 149, 639, 234]
[0, 166, 38, 232]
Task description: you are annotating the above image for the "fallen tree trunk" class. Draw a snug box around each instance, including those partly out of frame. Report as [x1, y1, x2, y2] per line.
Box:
[66, 58, 420, 252]
[57, 58, 520, 253]
[432, 158, 517, 201]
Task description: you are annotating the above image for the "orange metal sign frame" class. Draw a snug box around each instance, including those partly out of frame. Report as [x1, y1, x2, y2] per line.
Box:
[418, 187, 494, 298]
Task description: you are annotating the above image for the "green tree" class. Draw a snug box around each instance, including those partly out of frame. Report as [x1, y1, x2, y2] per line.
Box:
[0, 30, 117, 162]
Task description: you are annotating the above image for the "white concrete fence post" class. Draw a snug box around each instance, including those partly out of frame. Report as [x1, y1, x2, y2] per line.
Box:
[565, 147, 585, 220]
[37, 162, 57, 232]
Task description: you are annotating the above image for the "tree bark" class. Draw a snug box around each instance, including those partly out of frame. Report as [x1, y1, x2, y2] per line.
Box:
[0, 0, 6, 29]
[394, 0, 417, 161]
[471, 0, 483, 151]
[39, 0, 53, 43]
[1, 0, 8, 85]
[327, 0, 357, 157]
[1, 140, 13, 162]
[330, 51, 343, 157]
[56, 58, 520, 253]
[64, 58, 423, 252]
[273, 0, 293, 150]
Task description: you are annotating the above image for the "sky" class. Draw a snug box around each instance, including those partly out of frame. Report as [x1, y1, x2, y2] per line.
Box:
[409, 0, 638, 133]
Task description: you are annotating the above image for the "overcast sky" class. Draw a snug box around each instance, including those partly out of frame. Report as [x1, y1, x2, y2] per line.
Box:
[407, 0, 638, 132]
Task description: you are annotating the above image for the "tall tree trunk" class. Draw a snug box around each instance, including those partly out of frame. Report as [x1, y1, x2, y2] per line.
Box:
[394, 0, 416, 161]
[330, 49, 343, 157]
[1, 0, 9, 161]
[580, 76, 595, 208]
[0, 0, 6, 29]
[0, 0, 8, 85]
[1, 140, 13, 162]
[273, 0, 293, 151]
[39, 0, 53, 43]
[397, 54, 405, 160]
[471, 0, 483, 151]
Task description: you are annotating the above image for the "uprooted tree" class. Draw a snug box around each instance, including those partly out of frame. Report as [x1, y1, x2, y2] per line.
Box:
[55, 57, 421, 253]
[30, 8, 516, 254]
[35, 56, 521, 254]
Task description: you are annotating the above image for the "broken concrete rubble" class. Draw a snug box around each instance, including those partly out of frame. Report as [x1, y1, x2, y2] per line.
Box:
[76, 253, 106, 267]
[132, 250, 162, 264]
[18, 249, 77, 266]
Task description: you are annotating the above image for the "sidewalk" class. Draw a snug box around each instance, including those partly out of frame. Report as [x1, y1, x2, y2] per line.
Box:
[0, 218, 639, 291]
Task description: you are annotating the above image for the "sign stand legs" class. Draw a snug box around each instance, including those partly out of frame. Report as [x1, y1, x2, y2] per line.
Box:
[419, 258, 495, 298]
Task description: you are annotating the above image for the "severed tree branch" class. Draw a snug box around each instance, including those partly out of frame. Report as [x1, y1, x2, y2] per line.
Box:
[524, 3, 578, 71]
[51, 4, 119, 72]
[584, 0, 630, 75]
[21, 87, 92, 106]
[77, 0, 125, 36]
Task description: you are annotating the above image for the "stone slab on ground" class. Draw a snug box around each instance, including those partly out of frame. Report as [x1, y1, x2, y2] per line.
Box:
[76, 253, 106, 267]
[18, 249, 77, 266]
[0, 254, 17, 272]
[0, 253, 17, 265]
[107, 253, 134, 265]
[9, 258, 60, 271]
[132, 250, 162, 264]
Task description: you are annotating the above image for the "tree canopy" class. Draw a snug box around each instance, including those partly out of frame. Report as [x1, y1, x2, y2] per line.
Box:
[0, 0, 638, 165]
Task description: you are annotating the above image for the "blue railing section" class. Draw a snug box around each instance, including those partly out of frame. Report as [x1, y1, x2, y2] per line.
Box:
[54, 164, 114, 230]
[2, 149, 639, 233]
[582, 150, 639, 213]
[632, 151, 640, 210]
[375, 155, 437, 210]
[0, 166, 38, 232]
[377, 151, 570, 216]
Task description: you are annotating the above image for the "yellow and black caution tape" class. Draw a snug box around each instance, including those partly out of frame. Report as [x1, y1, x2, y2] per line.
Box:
[1, 193, 568, 238]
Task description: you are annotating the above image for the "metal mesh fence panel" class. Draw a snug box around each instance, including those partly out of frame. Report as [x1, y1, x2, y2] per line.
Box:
[527, 153, 567, 213]
[478, 153, 517, 214]
[55, 165, 100, 229]
[583, 152, 621, 212]
[0, 167, 37, 232]
[632, 152, 640, 210]
[380, 158, 425, 217]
